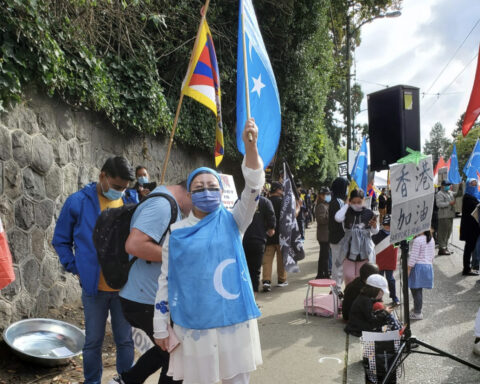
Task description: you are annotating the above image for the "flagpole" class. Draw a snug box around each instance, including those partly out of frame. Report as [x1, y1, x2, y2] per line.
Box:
[160, 0, 211, 184]
[240, 3, 253, 142]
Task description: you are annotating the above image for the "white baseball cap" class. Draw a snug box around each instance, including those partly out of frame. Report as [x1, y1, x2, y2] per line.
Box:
[366, 274, 390, 296]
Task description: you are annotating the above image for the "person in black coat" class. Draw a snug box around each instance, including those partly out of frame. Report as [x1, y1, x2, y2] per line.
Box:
[328, 177, 349, 286]
[460, 179, 480, 275]
[243, 195, 276, 293]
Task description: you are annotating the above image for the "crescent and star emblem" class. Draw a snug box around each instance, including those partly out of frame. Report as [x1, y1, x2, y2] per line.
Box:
[213, 258, 240, 300]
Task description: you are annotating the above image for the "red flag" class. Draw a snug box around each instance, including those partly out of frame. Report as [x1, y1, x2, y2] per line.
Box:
[446, 157, 452, 170]
[434, 156, 447, 176]
[462, 46, 480, 136]
[0, 218, 15, 290]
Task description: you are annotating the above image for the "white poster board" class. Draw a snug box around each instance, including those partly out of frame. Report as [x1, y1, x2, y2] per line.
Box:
[338, 161, 348, 177]
[389, 156, 435, 243]
[220, 174, 238, 211]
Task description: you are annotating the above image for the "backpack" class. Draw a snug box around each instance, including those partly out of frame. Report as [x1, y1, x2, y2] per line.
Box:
[92, 192, 178, 289]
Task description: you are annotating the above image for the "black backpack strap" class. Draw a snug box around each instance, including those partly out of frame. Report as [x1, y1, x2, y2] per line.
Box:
[133, 192, 179, 245]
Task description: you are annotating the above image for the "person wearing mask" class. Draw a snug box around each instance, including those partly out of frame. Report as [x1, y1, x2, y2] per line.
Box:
[315, 187, 331, 279]
[436, 180, 456, 256]
[342, 262, 380, 321]
[459, 178, 480, 276]
[372, 215, 400, 306]
[344, 274, 394, 337]
[153, 118, 264, 384]
[134, 166, 157, 200]
[52, 157, 137, 384]
[335, 189, 379, 286]
[110, 181, 192, 384]
[328, 177, 349, 287]
[262, 181, 287, 291]
[243, 195, 276, 295]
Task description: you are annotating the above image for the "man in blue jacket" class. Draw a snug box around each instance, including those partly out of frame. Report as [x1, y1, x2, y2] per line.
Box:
[53, 156, 138, 384]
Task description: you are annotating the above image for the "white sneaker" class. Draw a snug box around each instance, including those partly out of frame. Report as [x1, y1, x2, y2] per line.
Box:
[474, 341, 480, 356]
[409, 311, 423, 320]
[277, 281, 289, 287]
[108, 375, 125, 384]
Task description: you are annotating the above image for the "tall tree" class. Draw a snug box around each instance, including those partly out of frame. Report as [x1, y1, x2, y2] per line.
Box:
[423, 122, 452, 165]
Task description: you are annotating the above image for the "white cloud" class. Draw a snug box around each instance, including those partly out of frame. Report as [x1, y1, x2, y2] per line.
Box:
[355, 0, 480, 146]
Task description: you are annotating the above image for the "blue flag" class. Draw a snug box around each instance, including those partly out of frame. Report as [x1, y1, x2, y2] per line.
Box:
[237, 0, 281, 168]
[351, 137, 369, 192]
[448, 144, 462, 184]
[463, 138, 480, 179]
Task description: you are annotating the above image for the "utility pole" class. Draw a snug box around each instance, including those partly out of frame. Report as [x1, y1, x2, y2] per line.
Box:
[346, 13, 352, 177]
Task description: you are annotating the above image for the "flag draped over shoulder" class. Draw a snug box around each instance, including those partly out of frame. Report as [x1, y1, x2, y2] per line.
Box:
[351, 137, 369, 193]
[464, 139, 480, 179]
[237, 0, 281, 168]
[182, 19, 224, 167]
[448, 144, 462, 184]
[0, 218, 15, 290]
[462, 46, 480, 137]
[279, 162, 305, 273]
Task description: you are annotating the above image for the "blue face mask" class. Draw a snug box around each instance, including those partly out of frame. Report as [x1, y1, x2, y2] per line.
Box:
[191, 188, 222, 213]
[445, 186, 451, 191]
[101, 178, 125, 201]
[137, 176, 149, 185]
[325, 195, 331, 203]
[383, 229, 390, 235]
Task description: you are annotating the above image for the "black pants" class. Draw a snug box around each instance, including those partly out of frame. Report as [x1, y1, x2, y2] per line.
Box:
[463, 238, 477, 273]
[120, 298, 181, 384]
[243, 242, 265, 292]
[317, 242, 330, 278]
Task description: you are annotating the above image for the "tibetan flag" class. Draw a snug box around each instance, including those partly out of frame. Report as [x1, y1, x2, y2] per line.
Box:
[0, 217, 15, 290]
[462, 46, 480, 136]
[447, 144, 462, 184]
[182, 19, 224, 167]
[237, 0, 281, 168]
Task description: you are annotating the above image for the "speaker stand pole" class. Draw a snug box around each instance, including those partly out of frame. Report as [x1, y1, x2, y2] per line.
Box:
[381, 241, 480, 383]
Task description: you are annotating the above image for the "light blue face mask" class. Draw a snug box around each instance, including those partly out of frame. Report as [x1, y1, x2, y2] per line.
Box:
[325, 195, 332, 203]
[191, 188, 222, 213]
[102, 178, 125, 201]
[137, 176, 148, 185]
[445, 185, 451, 191]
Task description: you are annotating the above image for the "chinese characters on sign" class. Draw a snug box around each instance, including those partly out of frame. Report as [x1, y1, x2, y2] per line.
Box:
[219, 174, 239, 211]
[390, 156, 435, 243]
[338, 161, 348, 177]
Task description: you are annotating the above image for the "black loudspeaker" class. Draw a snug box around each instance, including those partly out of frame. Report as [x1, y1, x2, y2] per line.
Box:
[367, 85, 421, 171]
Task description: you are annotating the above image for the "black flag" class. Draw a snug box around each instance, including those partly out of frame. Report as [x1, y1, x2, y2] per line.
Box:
[279, 162, 305, 273]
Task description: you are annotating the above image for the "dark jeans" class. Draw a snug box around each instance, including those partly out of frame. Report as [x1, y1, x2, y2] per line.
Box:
[243, 242, 265, 292]
[316, 242, 330, 278]
[120, 298, 180, 384]
[463, 238, 477, 273]
[81, 291, 134, 384]
[410, 288, 423, 314]
[380, 270, 398, 302]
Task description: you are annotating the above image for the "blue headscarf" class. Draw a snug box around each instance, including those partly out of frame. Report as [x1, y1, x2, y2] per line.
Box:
[465, 178, 479, 199]
[187, 167, 223, 192]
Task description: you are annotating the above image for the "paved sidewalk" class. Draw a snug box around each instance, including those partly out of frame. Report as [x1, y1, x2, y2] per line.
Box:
[104, 220, 480, 383]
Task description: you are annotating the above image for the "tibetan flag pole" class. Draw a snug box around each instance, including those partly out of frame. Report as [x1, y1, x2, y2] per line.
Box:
[160, 0, 211, 184]
[240, 2, 253, 142]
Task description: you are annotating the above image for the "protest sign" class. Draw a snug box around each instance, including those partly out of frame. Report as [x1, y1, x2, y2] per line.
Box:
[390, 156, 435, 243]
[338, 161, 348, 177]
[219, 174, 238, 210]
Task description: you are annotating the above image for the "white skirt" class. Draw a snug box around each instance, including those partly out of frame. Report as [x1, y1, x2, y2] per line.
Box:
[168, 319, 262, 384]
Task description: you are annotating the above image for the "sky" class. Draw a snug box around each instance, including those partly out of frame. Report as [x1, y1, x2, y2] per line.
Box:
[354, 0, 480, 147]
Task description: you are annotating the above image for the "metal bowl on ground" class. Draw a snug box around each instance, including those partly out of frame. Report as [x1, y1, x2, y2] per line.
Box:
[3, 318, 85, 367]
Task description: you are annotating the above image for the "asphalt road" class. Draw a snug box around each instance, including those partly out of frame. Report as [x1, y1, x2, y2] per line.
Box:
[104, 218, 480, 383]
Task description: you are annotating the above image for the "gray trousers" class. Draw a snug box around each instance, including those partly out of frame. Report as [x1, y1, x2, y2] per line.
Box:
[411, 288, 423, 314]
[437, 218, 453, 249]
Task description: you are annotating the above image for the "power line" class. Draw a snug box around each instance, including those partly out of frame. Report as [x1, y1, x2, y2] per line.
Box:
[356, 79, 389, 88]
[424, 52, 479, 113]
[423, 18, 480, 97]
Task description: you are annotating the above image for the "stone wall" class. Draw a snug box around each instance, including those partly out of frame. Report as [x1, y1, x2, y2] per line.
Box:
[0, 91, 214, 330]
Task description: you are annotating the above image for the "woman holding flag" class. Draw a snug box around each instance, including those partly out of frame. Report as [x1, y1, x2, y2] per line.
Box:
[153, 118, 264, 384]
